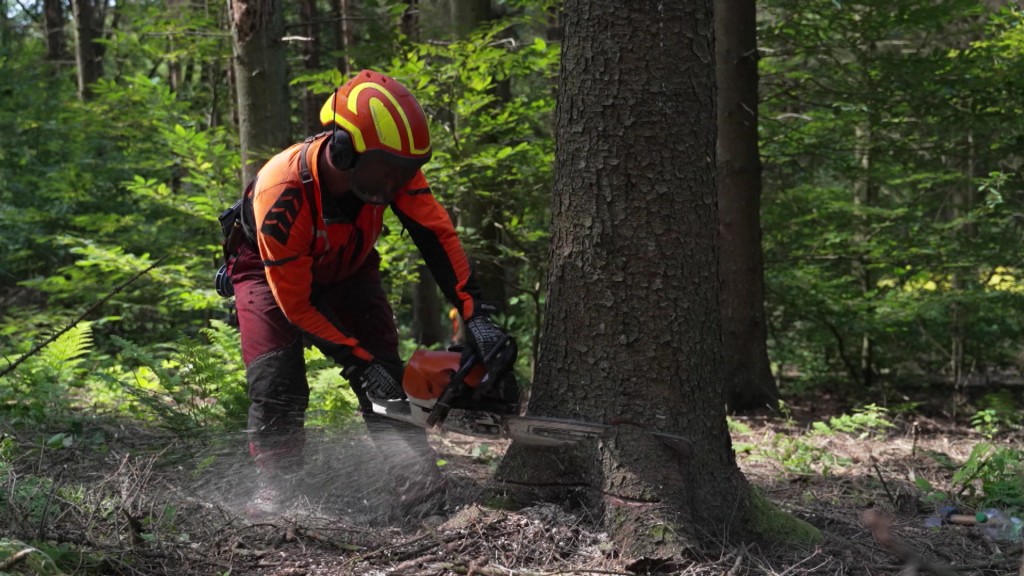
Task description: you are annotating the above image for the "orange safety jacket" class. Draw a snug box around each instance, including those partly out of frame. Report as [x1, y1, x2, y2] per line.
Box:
[247, 134, 483, 364]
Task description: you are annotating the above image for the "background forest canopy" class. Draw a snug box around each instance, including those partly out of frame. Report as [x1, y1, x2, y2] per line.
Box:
[1, 0, 1024, 431]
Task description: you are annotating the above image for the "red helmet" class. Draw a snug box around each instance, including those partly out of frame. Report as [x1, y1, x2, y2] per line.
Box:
[320, 71, 432, 203]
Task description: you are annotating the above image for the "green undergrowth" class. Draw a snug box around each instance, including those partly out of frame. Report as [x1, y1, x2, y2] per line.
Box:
[730, 403, 895, 476]
[731, 403, 1024, 516]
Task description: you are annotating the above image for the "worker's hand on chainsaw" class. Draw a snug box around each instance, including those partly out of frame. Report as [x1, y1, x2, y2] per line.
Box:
[344, 360, 406, 403]
[465, 315, 506, 361]
[464, 315, 517, 384]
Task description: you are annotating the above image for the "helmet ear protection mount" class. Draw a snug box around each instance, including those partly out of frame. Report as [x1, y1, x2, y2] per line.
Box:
[328, 88, 357, 170]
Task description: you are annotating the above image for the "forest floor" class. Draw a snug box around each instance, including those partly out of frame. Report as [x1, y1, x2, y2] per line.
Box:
[2, 391, 1023, 576]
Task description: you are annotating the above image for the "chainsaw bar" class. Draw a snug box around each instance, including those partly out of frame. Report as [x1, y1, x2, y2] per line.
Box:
[444, 411, 610, 447]
[369, 401, 689, 448]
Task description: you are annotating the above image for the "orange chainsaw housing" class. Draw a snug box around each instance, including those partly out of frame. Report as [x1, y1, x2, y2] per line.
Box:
[403, 349, 486, 401]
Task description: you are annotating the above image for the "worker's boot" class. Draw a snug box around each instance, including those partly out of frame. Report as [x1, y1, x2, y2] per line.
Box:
[396, 450, 448, 520]
[245, 431, 305, 520]
[363, 413, 448, 520]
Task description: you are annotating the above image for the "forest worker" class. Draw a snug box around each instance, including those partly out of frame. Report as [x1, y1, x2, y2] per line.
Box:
[226, 70, 511, 518]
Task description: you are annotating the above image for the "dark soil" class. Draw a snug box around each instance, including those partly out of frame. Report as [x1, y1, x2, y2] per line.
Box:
[1, 403, 1022, 576]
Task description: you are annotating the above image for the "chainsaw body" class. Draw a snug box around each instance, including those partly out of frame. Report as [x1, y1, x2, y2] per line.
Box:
[405, 349, 519, 411]
[387, 342, 520, 432]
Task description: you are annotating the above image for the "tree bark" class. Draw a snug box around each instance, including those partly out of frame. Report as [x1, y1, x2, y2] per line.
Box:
[714, 0, 779, 413]
[450, 0, 491, 37]
[412, 264, 445, 347]
[496, 0, 812, 554]
[298, 0, 323, 135]
[71, 0, 103, 100]
[852, 120, 877, 388]
[401, 0, 419, 40]
[332, 0, 352, 76]
[44, 0, 68, 65]
[229, 0, 291, 184]
[0, 1, 7, 51]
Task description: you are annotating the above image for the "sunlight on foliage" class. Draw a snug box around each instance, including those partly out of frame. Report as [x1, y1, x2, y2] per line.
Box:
[732, 405, 894, 476]
[0, 323, 94, 421]
[916, 441, 1024, 514]
[970, 391, 1022, 438]
[99, 322, 248, 433]
[811, 404, 895, 438]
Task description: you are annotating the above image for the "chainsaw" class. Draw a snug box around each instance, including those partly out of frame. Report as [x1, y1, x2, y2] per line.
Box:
[367, 336, 614, 447]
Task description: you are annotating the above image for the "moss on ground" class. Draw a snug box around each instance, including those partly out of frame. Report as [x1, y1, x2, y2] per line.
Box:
[744, 488, 822, 545]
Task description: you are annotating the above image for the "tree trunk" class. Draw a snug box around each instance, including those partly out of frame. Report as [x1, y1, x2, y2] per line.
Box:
[714, 0, 778, 413]
[852, 121, 877, 388]
[400, 1, 444, 346]
[949, 130, 977, 414]
[401, 0, 419, 40]
[0, 1, 7, 51]
[450, 0, 491, 37]
[44, 0, 68, 65]
[332, 0, 352, 76]
[412, 264, 445, 347]
[298, 0, 323, 135]
[229, 0, 291, 184]
[71, 0, 103, 100]
[495, 0, 816, 554]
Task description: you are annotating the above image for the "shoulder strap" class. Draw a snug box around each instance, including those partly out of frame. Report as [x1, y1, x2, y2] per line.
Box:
[239, 178, 257, 245]
[298, 135, 319, 256]
[241, 134, 326, 257]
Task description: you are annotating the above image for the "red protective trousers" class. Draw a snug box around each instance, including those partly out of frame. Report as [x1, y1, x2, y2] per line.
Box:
[229, 242, 400, 468]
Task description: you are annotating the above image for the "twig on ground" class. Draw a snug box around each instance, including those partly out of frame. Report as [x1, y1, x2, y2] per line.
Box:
[871, 457, 897, 506]
[726, 543, 748, 576]
[339, 532, 431, 569]
[0, 548, 35, 571]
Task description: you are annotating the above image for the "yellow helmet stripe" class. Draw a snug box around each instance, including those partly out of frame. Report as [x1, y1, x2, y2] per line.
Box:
[319, 93, 368, 152]
[347, 83, 430, 155]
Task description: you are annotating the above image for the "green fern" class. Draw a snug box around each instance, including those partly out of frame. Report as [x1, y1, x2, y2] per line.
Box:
[38, 323, 94, 380]
[0, 323, 95, 420]
[107, 327, 248, 433]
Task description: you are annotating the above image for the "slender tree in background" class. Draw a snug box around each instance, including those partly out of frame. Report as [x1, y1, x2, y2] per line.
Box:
[714, 0, 779, 411]
[71, 0, 106, 100]
[298, 0, 324, 134]
[229, 0, 291, 183]
[497, 0, 811, 553]
[0, 1, 7, 50]
[407, 1, 444, 347]
[332, 0, 352, 76]
[44, 0, 68, 65]
[401, 0, 420, 39]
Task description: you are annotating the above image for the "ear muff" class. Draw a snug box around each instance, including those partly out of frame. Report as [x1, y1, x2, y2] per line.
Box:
[329, 128, 356, 170]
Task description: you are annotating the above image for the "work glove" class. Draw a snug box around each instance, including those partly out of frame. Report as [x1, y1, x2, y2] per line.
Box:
[464, 315, 518, 385]
[343, 359, 406, 403]
[465, 315, 505, 360]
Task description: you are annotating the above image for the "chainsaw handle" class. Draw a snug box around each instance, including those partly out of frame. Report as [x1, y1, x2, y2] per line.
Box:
[426, 335, 510, 428]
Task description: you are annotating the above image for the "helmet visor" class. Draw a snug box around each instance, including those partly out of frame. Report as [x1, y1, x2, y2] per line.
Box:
[350, 149, 430, 205]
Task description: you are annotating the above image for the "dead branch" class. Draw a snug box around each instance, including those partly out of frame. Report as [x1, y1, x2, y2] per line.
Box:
[0, 255, 167, 379]
[0, 548, 35, 571]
